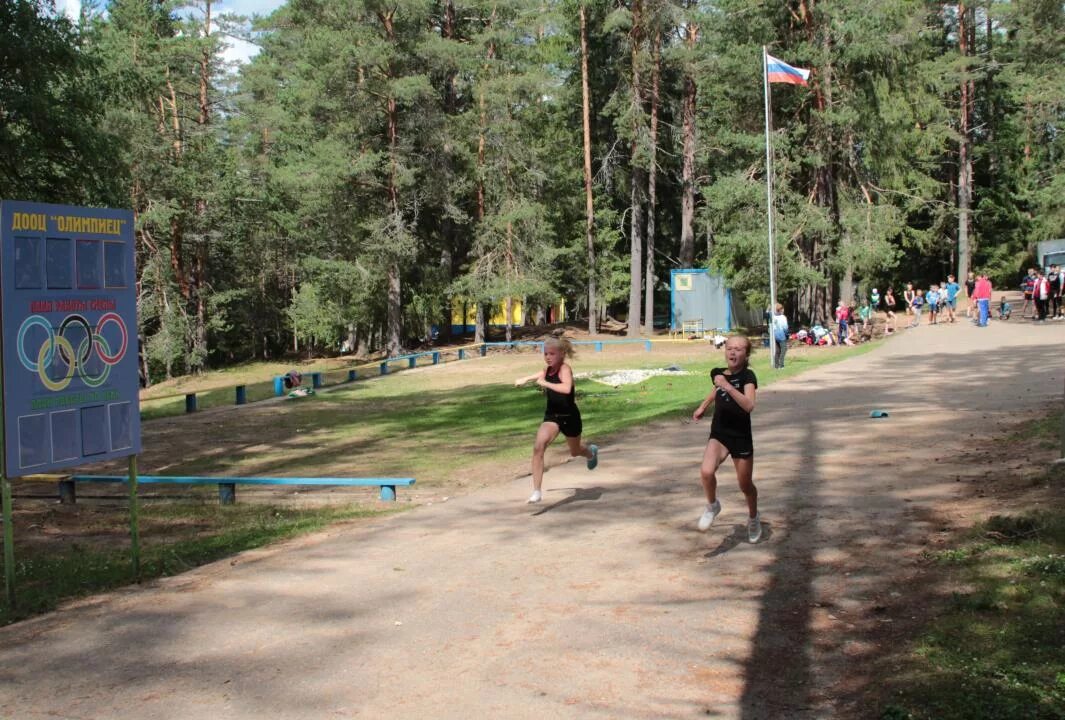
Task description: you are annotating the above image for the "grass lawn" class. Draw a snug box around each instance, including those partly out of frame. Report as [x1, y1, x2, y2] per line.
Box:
[880, 411, 1065, 720]
[131, 339, 878, 484]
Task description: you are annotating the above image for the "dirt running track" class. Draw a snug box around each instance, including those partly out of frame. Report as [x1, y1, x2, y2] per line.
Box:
[1, 320, 1062, 719]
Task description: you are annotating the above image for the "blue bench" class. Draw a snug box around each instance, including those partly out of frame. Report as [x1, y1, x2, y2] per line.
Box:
[273, 372, 325, 396]
[573, 339, 653, 352]
[60, 475, 415, 505]
[379, 351, 441, 375]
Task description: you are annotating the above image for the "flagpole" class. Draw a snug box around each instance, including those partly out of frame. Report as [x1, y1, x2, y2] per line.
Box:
[763, 46, 779, 367]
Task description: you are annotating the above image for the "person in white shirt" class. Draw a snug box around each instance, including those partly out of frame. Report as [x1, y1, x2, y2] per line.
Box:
[770, 303, 789, 369]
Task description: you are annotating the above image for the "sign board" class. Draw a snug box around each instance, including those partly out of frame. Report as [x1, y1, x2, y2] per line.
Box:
[0, 201, 140, 477]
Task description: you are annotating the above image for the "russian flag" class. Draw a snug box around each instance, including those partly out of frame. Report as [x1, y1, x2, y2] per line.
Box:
[766, 54, 811, 86]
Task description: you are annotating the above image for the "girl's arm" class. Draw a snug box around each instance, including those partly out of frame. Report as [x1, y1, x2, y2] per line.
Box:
[692, 392, 716, 421]
[535, 363, 573, 395]
[713, 374, 756, 414]
[514, 369, 546, 387]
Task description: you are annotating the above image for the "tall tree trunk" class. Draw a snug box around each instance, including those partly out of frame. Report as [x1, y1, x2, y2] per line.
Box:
[679, 17, 698, 268]
[193, 244, 207, 370]
[626, 0, 644, 337]
[388, 262, 402, 353]
[957, 1, 973, 281]
[643, 29, 660, 334]
[381, 9, 403, 356]
[474, 9, 496, 343]
[474, 304, 485, 343]
[505, 221, 514, 342]
[440, 0, 458, 343]
[801, 0, 839, 321]
[198, 0, 211, 125]
[189, 0, 212, 371]
[579, 2, 597, 334]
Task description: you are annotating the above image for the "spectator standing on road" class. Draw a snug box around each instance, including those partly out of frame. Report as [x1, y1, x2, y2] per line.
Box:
[884, 288, 897, 333]
[965, 271, 977, 318]
[904, 283, 916, 317]
[1048, 264, 1062, 319]
[909, 289, 926, 327]
[858, 302, 872, 337]
[770, 304, 789, 369]
[973, 273, 993, 327]
[944, 275, 961, 323]
[1020, 268, 1036, 318]
[926, 284, 941, 325]
[835, 302, 851, 344]
[1033, 270, 1050, 322]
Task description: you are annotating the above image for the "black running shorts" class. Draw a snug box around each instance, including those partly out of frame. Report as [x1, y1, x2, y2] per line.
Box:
[709, 430, 753, 459]
[544, 412, 583, 438]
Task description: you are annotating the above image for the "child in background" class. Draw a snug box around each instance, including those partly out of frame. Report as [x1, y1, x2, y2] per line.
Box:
[926, 284, 940, 325]
[965, 272, 977, 317]
[909, 289, 925, 327]
[998, 296, 1012, 320]
[944, 274, 961, 323]
[884, 288, 897, 333]
[835, 302, 850, 345]
[811, 323, 835, 345]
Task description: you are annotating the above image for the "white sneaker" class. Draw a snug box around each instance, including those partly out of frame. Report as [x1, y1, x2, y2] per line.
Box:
[527, 490, 542, 504]
[748, 514, 762, 543]
[697, 500, 721, 531]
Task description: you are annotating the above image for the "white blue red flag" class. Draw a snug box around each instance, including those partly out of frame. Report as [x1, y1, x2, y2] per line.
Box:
[766, 54, 810, 86]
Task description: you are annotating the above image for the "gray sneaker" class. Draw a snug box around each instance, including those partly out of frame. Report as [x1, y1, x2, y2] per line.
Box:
[747, 514, 762, 543]
[697, 500, 721, 531]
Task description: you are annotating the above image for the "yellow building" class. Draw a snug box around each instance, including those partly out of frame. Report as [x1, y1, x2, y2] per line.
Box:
[450, 298, 566, 332]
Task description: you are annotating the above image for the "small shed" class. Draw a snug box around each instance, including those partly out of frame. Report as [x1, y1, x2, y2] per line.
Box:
[1037, 239, 1065, 269]
[669, 269, 761, 334]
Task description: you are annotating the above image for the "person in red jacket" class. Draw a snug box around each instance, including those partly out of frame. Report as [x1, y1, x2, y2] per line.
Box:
[1032, 270, 1051, 322]
[973, 273, 993, 327]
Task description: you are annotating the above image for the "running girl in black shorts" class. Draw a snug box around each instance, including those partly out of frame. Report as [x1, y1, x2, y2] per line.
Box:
[514, 336, 598, 504]
[691, 335, 761, 542]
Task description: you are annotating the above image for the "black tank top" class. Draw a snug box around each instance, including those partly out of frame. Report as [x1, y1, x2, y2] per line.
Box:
[544, 367, 577, 415]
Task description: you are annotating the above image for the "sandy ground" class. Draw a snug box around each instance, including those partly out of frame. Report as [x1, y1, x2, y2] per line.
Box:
[1, 315, 1062, 719]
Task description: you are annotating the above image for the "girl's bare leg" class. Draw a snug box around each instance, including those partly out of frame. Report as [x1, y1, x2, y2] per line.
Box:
[531, 422, 561, 492]
[699, 440, 729, 504]
[564, 435, 594, 460]
[732, 456, 758, 517]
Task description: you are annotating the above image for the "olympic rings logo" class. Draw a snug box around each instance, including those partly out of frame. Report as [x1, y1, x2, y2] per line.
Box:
[17, 312, 128, 391]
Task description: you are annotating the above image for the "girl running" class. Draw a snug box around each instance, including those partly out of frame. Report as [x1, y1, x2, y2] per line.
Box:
[514, 336, 598, 503]
[691, 336, 761, 543]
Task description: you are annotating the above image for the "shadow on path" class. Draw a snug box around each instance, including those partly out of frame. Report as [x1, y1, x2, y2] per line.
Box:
[531, 486, 604, 516]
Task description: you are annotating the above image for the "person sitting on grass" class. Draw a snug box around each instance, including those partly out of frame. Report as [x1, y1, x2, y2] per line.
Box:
[811, 322, 836, 346]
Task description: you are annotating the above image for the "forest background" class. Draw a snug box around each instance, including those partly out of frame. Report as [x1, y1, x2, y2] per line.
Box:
[2, 0, 1063, 385]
